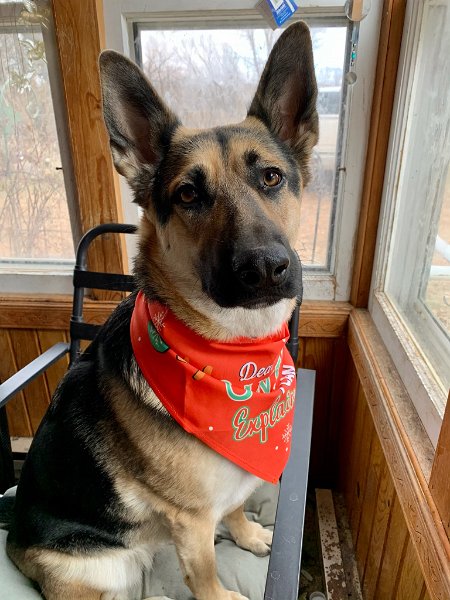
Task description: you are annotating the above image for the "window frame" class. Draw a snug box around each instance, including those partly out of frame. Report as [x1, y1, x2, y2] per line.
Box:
[0, 0, 80, 294]
[370, 0, 450, 447]
[103, 0, 383, 301]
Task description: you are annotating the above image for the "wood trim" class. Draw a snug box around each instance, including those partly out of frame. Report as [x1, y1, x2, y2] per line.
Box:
[0, 295, 118, 330]
[299, 301, 351, 337]
[348, 309, 450, 600]
[0, 296, 351, 336]
[430, 393, 450, 539]
[51, 0, 127, 292]
[350, 0, 406, 307]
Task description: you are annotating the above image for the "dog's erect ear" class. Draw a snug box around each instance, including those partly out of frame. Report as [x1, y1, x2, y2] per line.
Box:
[99, 51, 179, 180]
[248, 22, 318, 181]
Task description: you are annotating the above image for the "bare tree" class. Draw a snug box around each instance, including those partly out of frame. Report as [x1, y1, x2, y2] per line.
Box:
[0, 31, 72, 260]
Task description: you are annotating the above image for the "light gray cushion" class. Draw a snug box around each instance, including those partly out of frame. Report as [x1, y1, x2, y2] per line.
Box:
[0, 529, 42, 599]
[0, 483, 278, 600]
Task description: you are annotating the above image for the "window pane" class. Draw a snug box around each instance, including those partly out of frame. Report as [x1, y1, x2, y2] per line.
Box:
[425, 170, 450, 334]
[385, 1, 450, 391]
[0, 14, 74, 262]
[137, 25, 347, 268]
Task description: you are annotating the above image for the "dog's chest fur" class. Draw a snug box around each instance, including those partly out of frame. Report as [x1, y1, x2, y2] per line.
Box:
[106, 357, 261, 527]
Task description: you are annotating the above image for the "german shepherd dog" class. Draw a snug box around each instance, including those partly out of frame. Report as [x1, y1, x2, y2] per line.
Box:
[7, 22, 318, 600]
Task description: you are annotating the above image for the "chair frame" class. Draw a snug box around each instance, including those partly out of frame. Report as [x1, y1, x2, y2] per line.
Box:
[0, 223, 315, 600]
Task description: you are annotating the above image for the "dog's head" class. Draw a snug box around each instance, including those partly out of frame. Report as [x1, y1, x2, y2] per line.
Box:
[99, 23, 318, 338]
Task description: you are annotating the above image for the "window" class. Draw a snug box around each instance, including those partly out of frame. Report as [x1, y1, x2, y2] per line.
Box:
[317, 87, 341, 116]
[372, 0, 450, 445]
[0, 0, 76, 293]
[104, 0, 383, 300]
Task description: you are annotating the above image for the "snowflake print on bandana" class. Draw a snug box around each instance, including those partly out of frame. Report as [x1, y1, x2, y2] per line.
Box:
[282, 423, 292, 444]
[152, 307, 168, 332]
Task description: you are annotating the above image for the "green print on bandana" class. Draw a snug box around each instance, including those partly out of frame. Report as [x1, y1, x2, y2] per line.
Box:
[274, 354, 281, 378]
[222, 380, 253, 401]
[147, 321, 169, 353]
[257, 377, 271, 394]
[223, 376, 276, 401]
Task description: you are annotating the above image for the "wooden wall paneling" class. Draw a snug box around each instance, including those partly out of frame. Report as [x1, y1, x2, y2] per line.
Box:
[375, 495, 409, 599]
[0, 330, 32, 437]
[79, 339, 91, 354]
[338, 359, 361, 503]
[355, 433, 384, 580]
[361, 461, 396, 599]
[395, 537, 426, 600]
[297, 332, 306, 368]
[338, 358, 412, 598]
[345, 380, 367, 528]
[302, 337, 335, 486]
[327, 336, 349, 488]
[8, 330, 51, 433]
[343, 409, 427, 600]
[36, 330, 70, 397]
[51, 0, 127, 299]
[350, 0, 407, 307]
[348, 390, 375, 540]
[324, 336, 350, 489]
[349, 311, 450, 600]
[429, 392, 450, 538]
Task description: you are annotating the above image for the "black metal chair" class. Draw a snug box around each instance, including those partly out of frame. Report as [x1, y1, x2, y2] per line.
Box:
[0, 223, 315, 600]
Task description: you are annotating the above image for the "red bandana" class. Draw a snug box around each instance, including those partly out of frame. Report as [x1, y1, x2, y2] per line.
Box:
[130, 291, 296, 483]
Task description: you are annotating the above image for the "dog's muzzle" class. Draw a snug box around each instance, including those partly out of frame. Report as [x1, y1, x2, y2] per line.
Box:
[233, 244, 290, 290]
[201, 239, 302, 309]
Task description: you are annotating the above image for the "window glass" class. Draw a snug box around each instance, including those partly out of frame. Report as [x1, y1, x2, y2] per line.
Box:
[136, 25, 347, 268]
[0, 4, 74, 264]
[384, 0, 450, 392]
[425, 171, 450, 334]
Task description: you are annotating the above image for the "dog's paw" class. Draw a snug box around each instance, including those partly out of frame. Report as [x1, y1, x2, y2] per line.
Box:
[233, 521, 273, 557]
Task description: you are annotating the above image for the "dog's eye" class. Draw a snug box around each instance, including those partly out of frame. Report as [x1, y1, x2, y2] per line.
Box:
[263, 169, 282, 188]
[178, 185, 198, 205]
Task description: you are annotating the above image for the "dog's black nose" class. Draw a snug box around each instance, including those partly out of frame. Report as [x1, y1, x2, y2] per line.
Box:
[233, 245, 290, 289]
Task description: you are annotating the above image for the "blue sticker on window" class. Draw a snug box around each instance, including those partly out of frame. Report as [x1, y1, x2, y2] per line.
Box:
[256, 0, 299, 29]
[270, 0, 298, 26]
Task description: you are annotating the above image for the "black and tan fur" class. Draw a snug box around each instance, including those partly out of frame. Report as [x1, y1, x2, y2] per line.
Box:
[7, 22, 318, 600]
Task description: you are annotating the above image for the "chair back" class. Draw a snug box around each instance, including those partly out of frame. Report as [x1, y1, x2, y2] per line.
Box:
[70, 223, 137, 364]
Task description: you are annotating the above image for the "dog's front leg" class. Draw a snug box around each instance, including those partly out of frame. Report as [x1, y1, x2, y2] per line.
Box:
[223, 504, 273, 557]
[170, 512, 248, 600]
